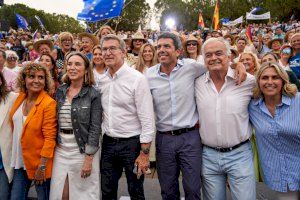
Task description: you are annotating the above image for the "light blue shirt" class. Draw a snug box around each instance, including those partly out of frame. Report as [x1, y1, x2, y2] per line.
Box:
[249, 93, 300, 192]
[146, 58, 207, 131]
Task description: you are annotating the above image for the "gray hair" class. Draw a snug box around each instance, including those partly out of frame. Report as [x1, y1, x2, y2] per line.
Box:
[201, 37, 231, 56]
[100, 34, 126, 51]
[157, 32, 182, 50]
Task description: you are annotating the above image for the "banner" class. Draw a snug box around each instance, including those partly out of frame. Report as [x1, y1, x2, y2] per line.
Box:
[246, 12, 270, 20]
[222, 16, 243, 26]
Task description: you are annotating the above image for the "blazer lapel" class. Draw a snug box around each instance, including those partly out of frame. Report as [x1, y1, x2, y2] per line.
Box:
[0, 99, 10, 127]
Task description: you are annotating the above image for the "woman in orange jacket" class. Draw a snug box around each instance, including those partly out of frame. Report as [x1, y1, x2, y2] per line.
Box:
[9, 62, 57, 200]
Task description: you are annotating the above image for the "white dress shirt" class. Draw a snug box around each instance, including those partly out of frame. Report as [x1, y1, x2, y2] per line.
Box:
[195, 67, 255, 148]
[101, 63, 155, 143]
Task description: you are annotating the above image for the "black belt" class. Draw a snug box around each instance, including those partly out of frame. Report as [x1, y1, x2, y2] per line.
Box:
[204, 139, 250, 152]
[157, 126, 197, 136]
[60, 129, 73, 134]
[103, 134, 139, 142]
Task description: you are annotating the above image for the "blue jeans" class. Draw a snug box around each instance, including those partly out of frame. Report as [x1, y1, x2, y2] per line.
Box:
[202, 141, 256, 200]
[10, 169, 50, 200]
[0, 169, 10, 200]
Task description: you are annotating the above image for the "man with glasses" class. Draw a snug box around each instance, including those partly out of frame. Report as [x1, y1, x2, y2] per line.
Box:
[99, 34, 155, 200]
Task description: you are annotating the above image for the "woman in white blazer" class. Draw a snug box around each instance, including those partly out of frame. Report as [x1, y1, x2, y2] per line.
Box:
[0, 71, 17, 200]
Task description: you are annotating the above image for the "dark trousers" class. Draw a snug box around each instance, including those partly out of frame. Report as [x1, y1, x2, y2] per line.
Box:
[156, 129, 202, 200]
[10, 169, 50, 200]
[0, 168, 10, 200]
[101, 134, 145, 200]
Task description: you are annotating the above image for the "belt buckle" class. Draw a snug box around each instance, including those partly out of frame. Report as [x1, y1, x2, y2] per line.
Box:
[171, 130, 175, 136]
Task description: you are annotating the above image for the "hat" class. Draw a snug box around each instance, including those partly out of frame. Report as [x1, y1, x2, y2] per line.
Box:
[230, 48, 238, 57]
[131, 32, 147, 42]
[268, 38, 283, 49]
[33, 39, 54, 52]
[78, 32, 99, 45]
[186, 34, 198, 42]
[25, 42, 34, 48]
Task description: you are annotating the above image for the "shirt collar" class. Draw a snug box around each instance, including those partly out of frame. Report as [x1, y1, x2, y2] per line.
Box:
[157, 59, 183, 76]
[105, 62, 128, 79]
[204, 67, 235, 83]
[253, 95, 292, 107]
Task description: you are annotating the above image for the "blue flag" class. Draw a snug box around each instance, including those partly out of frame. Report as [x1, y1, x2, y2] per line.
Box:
[15, 13, 29, 30]
[249, 7, 262, 14]
[220, 18, 230, 23]
[77, 0, 124, 22]
[35, 15, 45, 30]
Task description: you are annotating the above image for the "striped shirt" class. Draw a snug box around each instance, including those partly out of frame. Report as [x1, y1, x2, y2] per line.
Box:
[58, 98, 72, 130]
[249, 93, 300, 192]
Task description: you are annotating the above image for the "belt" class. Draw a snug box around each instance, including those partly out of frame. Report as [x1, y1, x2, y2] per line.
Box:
[103, 134, 139, 142]
[157, 126, 197, 136]
[204, 139, 250, 153]
[60, 129, 73, 134]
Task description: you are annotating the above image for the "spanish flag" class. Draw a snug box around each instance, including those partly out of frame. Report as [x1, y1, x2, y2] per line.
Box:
[212, 0, 220, 30]
[198, 12, 205, 29]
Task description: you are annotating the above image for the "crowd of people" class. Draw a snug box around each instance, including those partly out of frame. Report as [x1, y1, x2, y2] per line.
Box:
[0, 19, 299, 200]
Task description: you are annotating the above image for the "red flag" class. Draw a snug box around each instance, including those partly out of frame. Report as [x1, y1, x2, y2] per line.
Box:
[212, 0, 220, 30]
[246, 25, 252, 43]
[198, 13, 205, 29]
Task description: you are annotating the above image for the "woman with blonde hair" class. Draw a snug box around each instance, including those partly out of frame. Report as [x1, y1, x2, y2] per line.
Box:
[239, 52, 260, 75]
[249, 62, 300, 200]
[134, 43, 157, 73]
[92, 45, 109, 92]
[96, 25, 114, 41]
[50, 52, 102, 200]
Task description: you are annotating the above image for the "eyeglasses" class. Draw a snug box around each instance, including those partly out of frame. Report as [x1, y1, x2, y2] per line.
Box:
[281, 48, 291, 54]
[102, 46, 120, 54]
[62, 39, 72, 43]
[186, 42, 198, 47]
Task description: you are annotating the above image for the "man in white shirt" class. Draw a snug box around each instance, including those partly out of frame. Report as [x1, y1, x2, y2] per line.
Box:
[195, 38, 256, 200]
[99, 34, 155, 200]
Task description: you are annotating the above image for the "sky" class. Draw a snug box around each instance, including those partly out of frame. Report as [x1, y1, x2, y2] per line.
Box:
[5, 0, 159, 29]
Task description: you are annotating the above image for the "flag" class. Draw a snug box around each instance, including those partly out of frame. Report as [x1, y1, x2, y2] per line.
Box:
[198, 12, 205, 29]
[35, 15, 45, 30]
[77, 0, 125, 22]
[220, 18, 230, 24]
[15, 14, 29, 30]
[86, 26, 93, 33]
[32, 29, 38, 40]
[246, 26, 252, 43]
[212, 0, 220, 30]
[249, 7, 262, 14]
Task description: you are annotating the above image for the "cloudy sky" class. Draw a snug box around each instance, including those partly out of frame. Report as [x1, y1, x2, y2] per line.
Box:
[5, 0, 158, 28]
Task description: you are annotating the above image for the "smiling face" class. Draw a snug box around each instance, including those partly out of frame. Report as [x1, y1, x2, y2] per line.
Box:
[142, 45, 154, 63]
[38, 44, 51, 54]
[203, 40, 230, 72]
[92, 48, 104, 66]
[66, 55, 86, 83]
[39, 54, 54, 71]
[25, 70, 46, 94]
[61, 37, 73, 51]
[157, 38, 180, 68]
[186, 40, 198, 55]
[239, 53, 255, 75]
[259, 67, 283, 98]
[101, 39, 125, 69]
[81, 37, 94, 53]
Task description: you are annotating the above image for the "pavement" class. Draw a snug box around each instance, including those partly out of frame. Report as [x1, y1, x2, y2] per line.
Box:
[29, 174, 277, 199]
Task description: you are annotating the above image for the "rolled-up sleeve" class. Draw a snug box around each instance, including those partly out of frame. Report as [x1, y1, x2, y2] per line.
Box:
[134, 76, 155, 143]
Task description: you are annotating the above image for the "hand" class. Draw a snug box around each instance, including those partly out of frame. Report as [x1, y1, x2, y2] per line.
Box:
[134, 153, 150, 179]
[34, 166, 46, 185]
[81, 155, 93, 178]
[235, 62, 247, 85]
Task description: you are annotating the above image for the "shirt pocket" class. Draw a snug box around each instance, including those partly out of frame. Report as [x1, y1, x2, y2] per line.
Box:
[78, 106, 91, 123]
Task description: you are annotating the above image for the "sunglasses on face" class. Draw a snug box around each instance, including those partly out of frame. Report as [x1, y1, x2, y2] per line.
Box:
[7, 57, 17, 61]
[281, 48, 291, 54]
[186, 42, 198, 47]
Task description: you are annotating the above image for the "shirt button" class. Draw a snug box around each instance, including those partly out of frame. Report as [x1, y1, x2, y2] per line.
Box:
[74, 119, 77, 122]
[73, 108, 76, 111]
[76, 129, 79, 132]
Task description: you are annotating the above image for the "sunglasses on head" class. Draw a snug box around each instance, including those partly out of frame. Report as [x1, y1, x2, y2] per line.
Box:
[281, 48, 291, 54]
[186, 41, 198, 46]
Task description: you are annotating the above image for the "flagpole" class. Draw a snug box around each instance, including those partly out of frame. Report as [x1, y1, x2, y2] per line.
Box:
[93, 0, 135, 34]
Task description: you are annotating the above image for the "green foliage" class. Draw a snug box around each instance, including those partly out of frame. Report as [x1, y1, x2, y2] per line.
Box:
[0, 3, 84, 33]
[155, 0, 300, 31]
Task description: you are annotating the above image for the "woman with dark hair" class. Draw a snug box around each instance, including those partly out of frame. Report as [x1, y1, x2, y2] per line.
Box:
[50, 52, 102, 200]
[39, 53, 60, 92]
[183, 34, 204, 64]
[9, 62, 57, 200]
[92, 45, 109, 92]
[0, 71, 18, 200]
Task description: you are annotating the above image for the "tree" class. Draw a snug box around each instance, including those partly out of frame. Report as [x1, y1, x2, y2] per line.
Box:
[0, 3, 84, 33]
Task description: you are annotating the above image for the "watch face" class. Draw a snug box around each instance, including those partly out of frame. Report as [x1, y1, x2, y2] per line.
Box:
[39, 165, 46, 171]
[142, 148, 150, 154]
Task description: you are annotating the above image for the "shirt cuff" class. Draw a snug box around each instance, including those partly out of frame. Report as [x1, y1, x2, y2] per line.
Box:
[85, 144, 99, 155]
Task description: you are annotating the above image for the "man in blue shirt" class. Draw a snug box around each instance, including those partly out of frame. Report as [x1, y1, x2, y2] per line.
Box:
[289, 33, 300, 78]
[146, 32, 246, 200]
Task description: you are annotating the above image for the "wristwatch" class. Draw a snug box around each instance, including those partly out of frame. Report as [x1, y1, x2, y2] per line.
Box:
[140, 147, 150, 155]
[39, 165, 46, 171]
